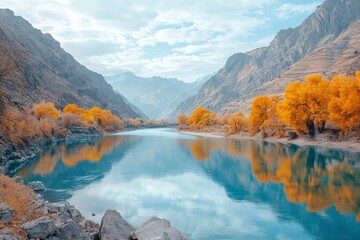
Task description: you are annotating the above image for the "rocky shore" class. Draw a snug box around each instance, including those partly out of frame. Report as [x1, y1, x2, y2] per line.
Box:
[0, 175, 188, 240]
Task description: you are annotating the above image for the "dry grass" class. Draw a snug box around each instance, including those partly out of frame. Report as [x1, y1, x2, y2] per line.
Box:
[0, 174, 41, 238]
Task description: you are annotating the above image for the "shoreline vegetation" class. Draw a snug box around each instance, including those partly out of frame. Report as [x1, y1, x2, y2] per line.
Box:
[0, 102, 169, 174]
[177, 72, 360, 152]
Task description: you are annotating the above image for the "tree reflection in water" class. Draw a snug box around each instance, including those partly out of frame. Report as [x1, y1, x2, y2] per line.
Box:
[183, 137, 360, 221]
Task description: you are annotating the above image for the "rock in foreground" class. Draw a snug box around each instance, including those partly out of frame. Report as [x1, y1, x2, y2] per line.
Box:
[22, 216, 56, 239]
[28, 181, 46, 191]
[131, 216, 188, 240]
[100, 209, 135, 240]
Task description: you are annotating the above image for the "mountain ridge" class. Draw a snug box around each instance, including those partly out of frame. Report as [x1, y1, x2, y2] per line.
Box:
[172, 0, 360, 117]
[0, 8, 143, 118]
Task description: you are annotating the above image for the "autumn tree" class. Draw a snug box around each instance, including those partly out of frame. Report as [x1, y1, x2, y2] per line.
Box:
[63, 104, 86, 116]
[277, 74, 330, 137]
[34, 101, 60, 119]
[229, 111, 248, 133]
[189, 106, 211, 126]
[178, 114, 188, 125]
[262, 96, 285, 137]
[249, 95, 273, 136]
[328, 72, 360, 131]
[198, 112, 216, 127]
[61, 113, 82, 128]
[99, 110, 123, 131]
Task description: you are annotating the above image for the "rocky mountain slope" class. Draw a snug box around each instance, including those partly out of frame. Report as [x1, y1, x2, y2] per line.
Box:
[0, 9, 142, 118]
[173, 0, 360, 117]
[106, 72, 209, 119]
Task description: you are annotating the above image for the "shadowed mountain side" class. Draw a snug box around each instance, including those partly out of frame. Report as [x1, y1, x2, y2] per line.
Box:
[0, 9, 143, 118]
[172, 0, 360, 117]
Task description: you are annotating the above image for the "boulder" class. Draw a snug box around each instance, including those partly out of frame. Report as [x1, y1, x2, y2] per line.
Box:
[131, 216, 188, 240]
[28, 181, 46, 191]
[47, 201, 71, 213]
[22, 216, 56, 239]
[0, 228, 18, 240]
[0, 210, 12, 223]
[55, 219, 89, 240]
[99, 209, 134, 240]
[79, 219, 99, 239]
[69, 207, 84, 222]
[0, 202, 15, 224]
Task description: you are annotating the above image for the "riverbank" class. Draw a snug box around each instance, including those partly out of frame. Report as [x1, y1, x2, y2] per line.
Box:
[181, 131, 360, 152]
[0, 174, 188, 240]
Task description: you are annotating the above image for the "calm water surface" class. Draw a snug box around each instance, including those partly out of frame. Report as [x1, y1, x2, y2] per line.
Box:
[13, 128, 360, 240]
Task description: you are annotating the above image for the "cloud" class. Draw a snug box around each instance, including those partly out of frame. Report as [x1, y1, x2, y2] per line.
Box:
[0, 0, 324, 81]
[276, 2, 320, 19]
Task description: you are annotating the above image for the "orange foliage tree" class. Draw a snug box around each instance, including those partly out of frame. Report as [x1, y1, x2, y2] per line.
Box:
[328, 72, 360, 131]
[188, 106, 217, 128]
[178, 114, 188, 125]
[249, 95, 273, 136]
[229, 111, 248, 133]
[277, 74, 330, 137]
[34, 101, 60, 119]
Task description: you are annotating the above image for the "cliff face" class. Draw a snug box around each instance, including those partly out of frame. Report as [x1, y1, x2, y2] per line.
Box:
[173, 0, 360, 116]
[0, 9, 142, 118]
[106, 72, 208, 120]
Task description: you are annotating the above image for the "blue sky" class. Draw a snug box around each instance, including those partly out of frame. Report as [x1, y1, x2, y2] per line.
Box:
[0, 0, 324, 82]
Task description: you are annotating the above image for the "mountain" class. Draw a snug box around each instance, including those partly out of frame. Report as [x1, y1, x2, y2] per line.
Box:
[0, 9, 142, 118]
[173, 0, 360, 117]
[106, 72, 210, 120]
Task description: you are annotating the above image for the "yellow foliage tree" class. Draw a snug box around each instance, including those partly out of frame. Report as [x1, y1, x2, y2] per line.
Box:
[63, 104, 86, 116]
[198, 112, 216, 127]
[249, 95, 273, 136]
[177, 114, 188, 125]
[189, 106, 211, 126]
[34, 101, 60, 119]
[229, 111, 248, 133]
[328, 72, 360, 131]
[262, 96, 285, 137]
[277, 74, 330, 137]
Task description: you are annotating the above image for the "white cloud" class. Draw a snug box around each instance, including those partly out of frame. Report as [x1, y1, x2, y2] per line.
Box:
[276, 2, 320, 19]
[0, 0, 324, 81]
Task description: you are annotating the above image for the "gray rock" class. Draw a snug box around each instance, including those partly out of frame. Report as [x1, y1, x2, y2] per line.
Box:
[69, 208, 84, 222]
[131, 216, 188, 240]
[0, 228, 18, 240]
[100, 209, 134, 240]
[22, 216, 56, 239]
[47, 201, 71, 213]
[0, 210, 12, 223]
[28, 181, 46, 191]
[0, 203, 15, 224]
[55, 219, 89, 240]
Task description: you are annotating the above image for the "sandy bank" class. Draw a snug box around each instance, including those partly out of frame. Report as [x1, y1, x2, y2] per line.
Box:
[181, 131, 360, 152]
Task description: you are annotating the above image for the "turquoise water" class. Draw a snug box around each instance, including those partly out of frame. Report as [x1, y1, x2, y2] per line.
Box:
[14, 128, 360, 239]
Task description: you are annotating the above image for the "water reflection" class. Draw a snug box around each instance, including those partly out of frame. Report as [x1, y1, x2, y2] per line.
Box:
[16, 135, 137, 201]
[13, 129, 360, 239]
[183, 137, 360, 221]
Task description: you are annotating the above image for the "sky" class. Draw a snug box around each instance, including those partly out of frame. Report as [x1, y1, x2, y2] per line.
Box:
[0, 0, 324, 82]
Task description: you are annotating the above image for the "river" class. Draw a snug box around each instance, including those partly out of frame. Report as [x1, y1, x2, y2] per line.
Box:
[12, 128, 360, 239]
